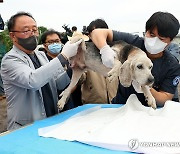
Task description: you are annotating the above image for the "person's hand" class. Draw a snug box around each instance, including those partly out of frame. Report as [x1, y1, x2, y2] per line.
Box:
[61, 39, 82, 59]
[100, 45, 116, 68]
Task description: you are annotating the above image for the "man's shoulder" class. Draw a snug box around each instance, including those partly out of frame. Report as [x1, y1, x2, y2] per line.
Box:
[164, 50, 179, 64]
[2, 47, 24, 59]
[158, 51, 180, 76]
[2, 48, 15, 60]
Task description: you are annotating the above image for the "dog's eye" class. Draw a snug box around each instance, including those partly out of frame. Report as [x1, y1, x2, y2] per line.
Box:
[137, 64, 143, 69]
[149, 66, 153, 69]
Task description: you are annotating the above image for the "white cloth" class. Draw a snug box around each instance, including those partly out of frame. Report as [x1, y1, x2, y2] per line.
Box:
[38, 94, 180, 153]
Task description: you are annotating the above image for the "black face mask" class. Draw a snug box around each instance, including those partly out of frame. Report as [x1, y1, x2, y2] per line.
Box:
[17, 35, 38, 51]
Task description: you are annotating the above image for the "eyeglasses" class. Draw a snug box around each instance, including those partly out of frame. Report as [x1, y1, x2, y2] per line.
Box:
[11, 29, 39, 35]
[45, 39, 61, 44]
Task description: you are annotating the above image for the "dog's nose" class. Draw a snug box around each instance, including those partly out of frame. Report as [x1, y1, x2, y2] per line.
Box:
[148, 77, 154, 84]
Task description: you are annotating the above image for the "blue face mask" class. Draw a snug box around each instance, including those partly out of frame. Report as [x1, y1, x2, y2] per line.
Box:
[48, 43, 62, 54]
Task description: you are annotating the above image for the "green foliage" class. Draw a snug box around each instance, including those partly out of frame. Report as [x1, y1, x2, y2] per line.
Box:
[0, 28, 13, 52]
[38, 26, 48, 44]
[38, 26, 48, 35]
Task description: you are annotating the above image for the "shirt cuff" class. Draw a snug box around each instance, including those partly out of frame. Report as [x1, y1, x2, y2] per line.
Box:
[57, 54, 69, 67]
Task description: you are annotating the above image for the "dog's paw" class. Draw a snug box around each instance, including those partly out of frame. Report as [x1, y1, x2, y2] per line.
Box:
[107, 70, 118, 82]
[57, 99, 65, 110]
[107, 60, 121, 82]
[59, 91, 64, 97]
[146, 95, 157, 109]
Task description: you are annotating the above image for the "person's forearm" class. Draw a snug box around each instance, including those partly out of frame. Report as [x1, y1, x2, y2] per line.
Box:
[90, 29, 115, 68]
[90, 29, 113, 49]
[150, 88, 174, 107]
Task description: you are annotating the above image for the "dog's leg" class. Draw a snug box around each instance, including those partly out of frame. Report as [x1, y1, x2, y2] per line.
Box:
[107, 59, 122, 82]
[57, 68, 84, 110]
[141, 85, 156, 109]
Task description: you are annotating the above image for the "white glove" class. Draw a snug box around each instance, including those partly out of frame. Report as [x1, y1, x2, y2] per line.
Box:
[132, 80, 143, 93]
[61, 39, 82, 59]
[100, 45, 116, 68]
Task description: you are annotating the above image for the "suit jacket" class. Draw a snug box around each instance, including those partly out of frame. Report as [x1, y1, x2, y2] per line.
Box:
[1, 45, 70, 130]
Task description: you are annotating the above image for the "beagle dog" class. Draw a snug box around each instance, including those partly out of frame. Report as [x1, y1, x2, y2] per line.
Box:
[57, 36, 156, 110]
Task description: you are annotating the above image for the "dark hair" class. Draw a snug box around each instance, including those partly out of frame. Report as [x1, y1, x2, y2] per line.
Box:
[7, 11, 35, 32]
[39, 29, 61, 44]
[72, 26, 77, 31]
[87, 18, 109, 33]
[0, 14, 4, 30]
[145, 11, 180, 40]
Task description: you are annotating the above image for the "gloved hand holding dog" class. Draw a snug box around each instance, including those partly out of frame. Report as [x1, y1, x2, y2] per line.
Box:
[100, 45, 116, 68]
[61, 39, 82, 59]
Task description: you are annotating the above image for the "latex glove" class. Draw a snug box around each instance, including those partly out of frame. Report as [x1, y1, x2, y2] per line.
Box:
[132, 80, 143, 93]
[61, 39, 82, 59]
[100, 45, 116, 68]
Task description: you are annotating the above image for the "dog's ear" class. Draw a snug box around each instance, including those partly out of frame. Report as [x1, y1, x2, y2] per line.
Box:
[80, 40, 86, 51]
[71, 36, 86, 51]
[71, 35, 83, 43]
[119, 60, 132, 87]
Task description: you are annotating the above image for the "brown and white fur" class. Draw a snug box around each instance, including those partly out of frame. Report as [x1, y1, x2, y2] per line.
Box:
[57, 36, 156, 110]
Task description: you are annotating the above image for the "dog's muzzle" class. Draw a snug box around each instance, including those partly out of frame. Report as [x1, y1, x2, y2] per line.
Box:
[147, 76, 154, 85]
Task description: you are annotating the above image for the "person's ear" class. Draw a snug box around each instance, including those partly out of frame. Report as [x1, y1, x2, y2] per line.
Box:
[9, 32, 14, 38]
[9, 32, 16, 41]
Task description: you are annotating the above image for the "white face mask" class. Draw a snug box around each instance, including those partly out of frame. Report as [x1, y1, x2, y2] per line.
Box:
[144, 36, 167, 54]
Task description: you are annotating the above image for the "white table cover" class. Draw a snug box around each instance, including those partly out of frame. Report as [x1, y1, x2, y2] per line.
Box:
[38, 94, 180, 153]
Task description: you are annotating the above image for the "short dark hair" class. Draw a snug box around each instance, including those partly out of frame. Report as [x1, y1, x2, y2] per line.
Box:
[39, 29, 61, 44]
[87, 18, 109, 33]
[145, 11, 180, 40]
[7, 11, 35, 32]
